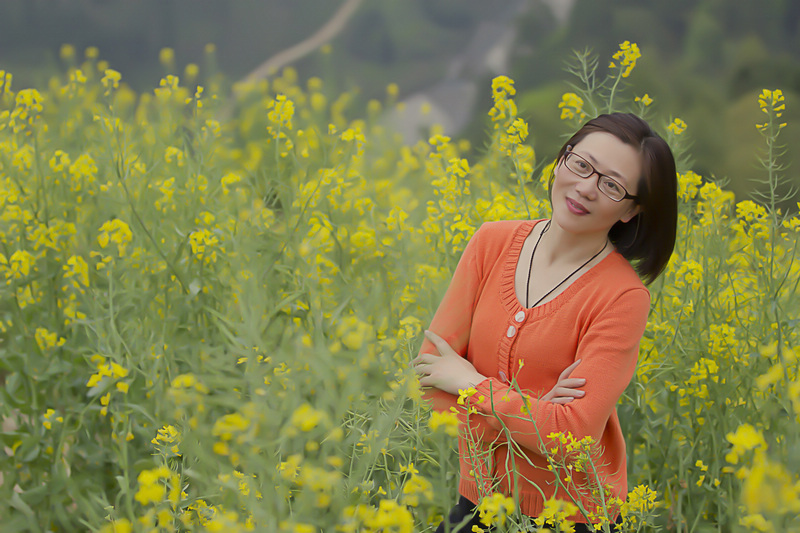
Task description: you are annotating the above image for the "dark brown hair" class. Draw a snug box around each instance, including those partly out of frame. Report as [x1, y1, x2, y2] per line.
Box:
[553, 113, 678, 284]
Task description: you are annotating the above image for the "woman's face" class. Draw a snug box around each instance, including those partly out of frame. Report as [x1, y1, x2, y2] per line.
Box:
[550, 131, 642, 238]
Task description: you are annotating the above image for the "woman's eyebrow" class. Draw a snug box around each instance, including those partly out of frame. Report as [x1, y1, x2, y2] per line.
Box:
[582, 152, 629, 182]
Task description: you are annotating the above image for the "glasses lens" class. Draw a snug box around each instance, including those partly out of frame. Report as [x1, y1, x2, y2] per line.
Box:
[598, 176, 626, 201]
[566, 153, 592, 177]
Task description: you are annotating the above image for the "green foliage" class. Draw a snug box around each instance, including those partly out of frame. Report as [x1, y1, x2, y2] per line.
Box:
[0, 42, 799, 533]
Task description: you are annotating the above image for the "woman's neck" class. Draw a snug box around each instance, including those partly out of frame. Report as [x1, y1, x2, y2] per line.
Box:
[535, 219, 611, 267]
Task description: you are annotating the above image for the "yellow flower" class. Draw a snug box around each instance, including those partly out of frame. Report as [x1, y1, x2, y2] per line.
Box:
[164, 145, 185, 166]
[335, 315, 373, 350]
[98, 219, 133, 257]
[667, 118, 687, 135]
[369, 499, 415, 533]
[477, 492, 515, 527]
[457, 387, 478, 405]
[63, 255, 90, 289]
[677, 171, 703, 202]
[488, 76, 517, 125]
[611, 40, 641, 78]
[159, 47, 175, 68]
[151, 424, 181, 456]
[268, 94, 295, 131]
[184, 63, 199, 81]
[189, 228, 221, 265]
[212, 412, 251, 442]
[674, 259, 703, 290]
[288, 403, 326, 433]
[42, 409, 63, 430]
[739, 514, 773, 532]
[279, 454, 303, 481]
[558, 92, 586, 121]
[101, 69, 121, 92]
[10, 88, 44, 133]
[505, 117, 529, 144]
[758, 88, 785, 118]
[98, 519, 133, 533]
[620, 484, 658, 518]
[741, 450, 798, 516]
[4, 250, 37, 280]
[401, 473, 433, 507]
[60, 44, 76, 60]
[429, 410, 459, 436]
[725, 424, 767, 464]
[35, 327, 66, 352]
[491, 75, 516, 101]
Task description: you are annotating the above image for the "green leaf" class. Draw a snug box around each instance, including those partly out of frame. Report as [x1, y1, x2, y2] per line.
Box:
[9, 492, 35, 519]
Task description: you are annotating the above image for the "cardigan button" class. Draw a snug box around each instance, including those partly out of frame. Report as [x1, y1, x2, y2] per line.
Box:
[515, 311, 525, 323]
[506, 325, 516, 337]
[499, 371, 508, 383]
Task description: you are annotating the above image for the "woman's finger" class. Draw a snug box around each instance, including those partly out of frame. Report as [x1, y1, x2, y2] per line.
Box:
[549, 397, 574, 405]
[418, 374, 437, 388]
[551, 387, 585, 398]
[557, 377, 587, 390]
[557, 359, 582, 381]
[412, 353, 436, 367]
[424, 330, 456, 356]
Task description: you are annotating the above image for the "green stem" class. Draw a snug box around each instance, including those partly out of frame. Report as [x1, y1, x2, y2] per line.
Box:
[607, 72, 623, 114]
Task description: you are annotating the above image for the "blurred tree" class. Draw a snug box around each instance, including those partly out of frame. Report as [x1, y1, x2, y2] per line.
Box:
[346, 7, 396, 63]
[682, 4, 725, 75]
[728, 35, 800, 99]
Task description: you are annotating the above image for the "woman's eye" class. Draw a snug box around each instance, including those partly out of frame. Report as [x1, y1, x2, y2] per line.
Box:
[603, 178, 621, 192]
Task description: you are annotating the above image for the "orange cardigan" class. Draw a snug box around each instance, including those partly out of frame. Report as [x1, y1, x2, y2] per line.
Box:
[419, 219, 650, 522]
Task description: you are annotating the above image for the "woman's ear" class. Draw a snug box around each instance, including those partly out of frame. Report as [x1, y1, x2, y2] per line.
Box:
[620, 205, 641, 224]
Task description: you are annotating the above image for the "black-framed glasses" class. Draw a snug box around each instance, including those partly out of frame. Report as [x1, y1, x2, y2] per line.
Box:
[563, 151, 639, 203]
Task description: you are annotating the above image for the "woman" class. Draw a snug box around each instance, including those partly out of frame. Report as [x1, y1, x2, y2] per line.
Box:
[412, 113, 677, 532]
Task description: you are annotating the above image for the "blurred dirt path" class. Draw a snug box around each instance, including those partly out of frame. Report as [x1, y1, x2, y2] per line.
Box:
[240, 0, 363, 84]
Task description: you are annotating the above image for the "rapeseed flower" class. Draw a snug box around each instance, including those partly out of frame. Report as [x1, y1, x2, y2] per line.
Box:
[10, 88, 44, 133]
[477, 492, 515, 527]
[42, 408, 63, 430]
[35, 327, 65, 352]
[620, 484, 659, 527]
[288, 403, 326, 433]
[667, 118, 687, 135]
[726, 424, 767, 464]
[559, 92, 586, 121]
[268, 94, 295, 131]
[609, 40, 641, 78]
[97, 219, 133, 257]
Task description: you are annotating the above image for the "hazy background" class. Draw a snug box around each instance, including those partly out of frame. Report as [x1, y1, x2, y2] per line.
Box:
[1, 0, 798, 204]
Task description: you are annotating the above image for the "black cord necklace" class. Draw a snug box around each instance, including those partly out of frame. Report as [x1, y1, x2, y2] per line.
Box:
[525, 221, 609, 308]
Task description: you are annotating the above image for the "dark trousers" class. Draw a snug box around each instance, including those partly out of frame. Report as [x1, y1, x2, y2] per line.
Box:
[436, 495, 623, 533]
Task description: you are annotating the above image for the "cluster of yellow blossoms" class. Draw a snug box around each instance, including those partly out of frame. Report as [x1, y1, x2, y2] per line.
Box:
[1, 39, 798, 533]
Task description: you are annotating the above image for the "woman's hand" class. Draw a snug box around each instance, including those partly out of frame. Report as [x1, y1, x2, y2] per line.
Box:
[412, 330, 487, 396]
[542, 359, 586, 404]
[413, 330, 585, 402]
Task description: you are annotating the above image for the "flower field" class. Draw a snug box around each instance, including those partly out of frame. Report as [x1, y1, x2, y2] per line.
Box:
[0, 43, 799, 532]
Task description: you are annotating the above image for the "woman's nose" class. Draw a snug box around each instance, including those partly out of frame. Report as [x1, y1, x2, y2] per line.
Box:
[575, 173, 599, 199]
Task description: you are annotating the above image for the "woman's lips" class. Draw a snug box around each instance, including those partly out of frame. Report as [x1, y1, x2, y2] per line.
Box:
[566, 197, 589, 215]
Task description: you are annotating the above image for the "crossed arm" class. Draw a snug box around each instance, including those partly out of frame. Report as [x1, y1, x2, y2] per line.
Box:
[412, 330, 586, 404]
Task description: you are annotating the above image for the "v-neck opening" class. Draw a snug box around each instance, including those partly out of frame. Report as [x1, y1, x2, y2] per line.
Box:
[499, 219, 616, 317]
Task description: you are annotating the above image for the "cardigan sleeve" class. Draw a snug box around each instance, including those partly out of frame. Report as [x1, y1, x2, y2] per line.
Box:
[417, 224, 486, 414]
[467, 287, 650, 455]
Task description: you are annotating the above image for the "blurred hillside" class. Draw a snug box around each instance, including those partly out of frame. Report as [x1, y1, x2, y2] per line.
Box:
[0, 0, 798, 205]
